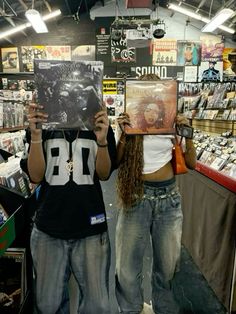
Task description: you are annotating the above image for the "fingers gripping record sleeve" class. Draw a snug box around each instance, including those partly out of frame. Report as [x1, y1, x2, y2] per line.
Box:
[34, 59, 104, 130]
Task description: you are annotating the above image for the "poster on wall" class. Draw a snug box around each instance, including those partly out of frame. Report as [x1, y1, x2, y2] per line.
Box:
[111, 29, 136, 63]
[34, 59, 103, 130]
[222, 48, 236, 81]
[177, 40, 201, 66]
[152, 39, 177, 66]
[1, 47, 20, 73]
[198, 61, 223, 82]
[130, 65, 184, 80]
[96, 27, 110, 56]
[184, 66, 198, 82]
[45, 46, 71, 60]
[200, 35, 224, 62]
[21, 46, 47, 72]
[124, 80, 177, 135]
[71, 45, 95, 61]
[103, 79, 125, 129]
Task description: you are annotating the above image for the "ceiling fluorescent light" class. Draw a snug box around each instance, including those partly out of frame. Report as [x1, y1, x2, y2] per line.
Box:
[168, 3, 202, 20]
[0, 24, 30, 39]
[42, 9, 62, 21]
[218, 24, 235, 34]
[0, 9, 61, 40]
[201, 8, 234, 32]
[25, 9, 48, 33]
[201, 16, 235, 33]
[168, 3, 235, 34]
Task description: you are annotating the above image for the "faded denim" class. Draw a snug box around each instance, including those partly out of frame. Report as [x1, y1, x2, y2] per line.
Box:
[115, 179, 183, 314]
[30, 225, 111, 314]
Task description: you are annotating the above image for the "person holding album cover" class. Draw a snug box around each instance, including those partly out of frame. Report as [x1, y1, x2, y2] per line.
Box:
[115, 74, 196, 314]
[20, 98, 117, 314]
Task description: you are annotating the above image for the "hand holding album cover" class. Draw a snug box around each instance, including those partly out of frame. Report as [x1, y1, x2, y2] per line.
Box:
[34, 60, 104, 130]
[124, 80, 177, 135]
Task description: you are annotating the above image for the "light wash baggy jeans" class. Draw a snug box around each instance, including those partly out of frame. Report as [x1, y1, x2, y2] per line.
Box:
[30, 225, 111, 314]
[115, 178, 183, 314]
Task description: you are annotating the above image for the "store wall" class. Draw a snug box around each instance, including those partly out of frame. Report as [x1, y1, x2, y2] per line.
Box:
[0, 6, 235, 72]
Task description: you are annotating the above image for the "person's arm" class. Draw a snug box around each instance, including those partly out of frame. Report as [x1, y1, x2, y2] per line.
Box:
[27, 103, 48, 183]
[184, 138, 196, 169]
[94, 108, 111, 180]
[176, 114, 196, 170]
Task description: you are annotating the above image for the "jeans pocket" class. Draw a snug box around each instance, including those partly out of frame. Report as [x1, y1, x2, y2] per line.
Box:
[158, 191, 182, 215]
[170, 191, 181, 209]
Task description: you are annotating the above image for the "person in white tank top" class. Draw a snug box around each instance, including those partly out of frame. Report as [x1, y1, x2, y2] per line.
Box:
[115, 74, 196, 314]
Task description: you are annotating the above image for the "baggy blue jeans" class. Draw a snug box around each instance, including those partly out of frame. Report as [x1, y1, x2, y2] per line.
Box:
[30, 225, 111, 314]
[115, 178, 183, 314]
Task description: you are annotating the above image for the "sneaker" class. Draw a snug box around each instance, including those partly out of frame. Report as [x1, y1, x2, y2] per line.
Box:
[141, 302, 155, 314]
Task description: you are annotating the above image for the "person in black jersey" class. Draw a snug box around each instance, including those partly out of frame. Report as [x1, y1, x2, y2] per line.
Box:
[20, 101, 117, 314]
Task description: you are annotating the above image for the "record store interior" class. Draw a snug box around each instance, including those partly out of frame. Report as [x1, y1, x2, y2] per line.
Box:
[0, 0, 236, 314]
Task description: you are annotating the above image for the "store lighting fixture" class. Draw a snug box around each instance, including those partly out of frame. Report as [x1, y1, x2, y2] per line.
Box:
[0, 9, 61, 40]
[25, 9, 48, 33]
[168, 3, 202, 20]
[168, 3, 235, 34]
[201, 8, 234, 32]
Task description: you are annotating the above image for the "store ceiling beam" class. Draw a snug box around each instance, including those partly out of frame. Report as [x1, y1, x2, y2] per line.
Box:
[17, 0, 28, 10]
[1, 35, 13, 44]
[195, 0, 208, 13]
[42, 0, 52, 12]
[0, 7, 16, 26]
[2, 0, 17, 16]
[0, 3, 28, 37]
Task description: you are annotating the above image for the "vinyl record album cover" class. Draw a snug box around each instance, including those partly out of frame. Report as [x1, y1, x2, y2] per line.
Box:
[34, 59, 104, 130]
[125, 80, 177, 135]
[1, 47, 20, 73]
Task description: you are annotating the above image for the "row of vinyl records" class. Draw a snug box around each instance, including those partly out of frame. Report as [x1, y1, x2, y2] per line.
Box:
[0, 247, 27, 314]
[193, 130, 236, 179]
[0, 79, 35, 91]
[185, 108, 236, 120]
[0, 131, 25, 156]
[0, 102, 26, 129]
[0, 157, 32, 199]
[179, 88, 236, 111]
[0, 131, 32, 200]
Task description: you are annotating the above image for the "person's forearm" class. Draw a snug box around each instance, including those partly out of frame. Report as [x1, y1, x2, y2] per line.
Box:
[96, 144, 111, 180]
[184, 139, 197, 169]
[27, 134, 46, 183]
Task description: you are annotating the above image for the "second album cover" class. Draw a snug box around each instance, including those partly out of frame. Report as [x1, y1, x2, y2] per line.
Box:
[124, 80, 177, 135]
[34, 59, 104, 130]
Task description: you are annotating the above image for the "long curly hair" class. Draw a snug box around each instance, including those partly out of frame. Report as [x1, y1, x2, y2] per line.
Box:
[117, 135, 144, 210]
[116, 73, 160, 210]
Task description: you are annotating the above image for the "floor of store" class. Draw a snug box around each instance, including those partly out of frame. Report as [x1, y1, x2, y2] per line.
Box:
[69, 171, 227, 314]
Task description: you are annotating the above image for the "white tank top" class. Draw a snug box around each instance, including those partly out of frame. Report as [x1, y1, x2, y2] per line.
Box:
[142, 135, 174, 174]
